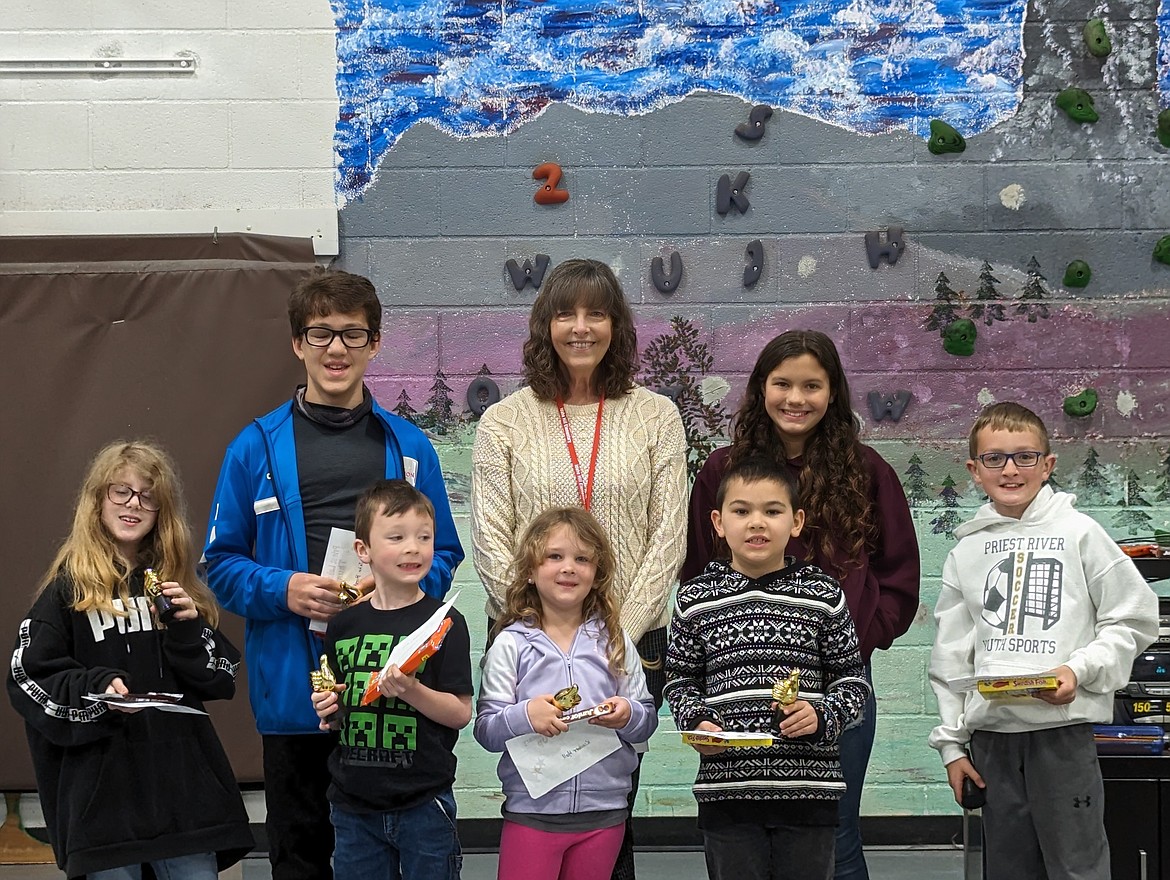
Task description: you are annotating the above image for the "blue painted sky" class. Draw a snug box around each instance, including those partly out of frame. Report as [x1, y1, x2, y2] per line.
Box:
[1161, 0, 1170, 100]
[334, 0, 1030, 199]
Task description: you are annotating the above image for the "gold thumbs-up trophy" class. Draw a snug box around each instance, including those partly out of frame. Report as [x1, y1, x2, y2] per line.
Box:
[770, 669, 800, 734]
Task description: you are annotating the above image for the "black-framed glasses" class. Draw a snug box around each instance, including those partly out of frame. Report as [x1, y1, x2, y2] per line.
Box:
[300, 326, 375, 349]
[108, 483, 160, 511]
[975, 451, 1046, 469]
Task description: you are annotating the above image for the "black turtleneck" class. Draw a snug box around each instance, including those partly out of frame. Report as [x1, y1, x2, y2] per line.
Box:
[292, 386, 386, 573]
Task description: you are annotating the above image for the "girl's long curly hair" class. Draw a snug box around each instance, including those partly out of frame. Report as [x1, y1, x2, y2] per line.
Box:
[493, 507, 627, 675]
[39, 440, 220, 626]
[521, 259, 638, 401]
[727, 331, 874, 574]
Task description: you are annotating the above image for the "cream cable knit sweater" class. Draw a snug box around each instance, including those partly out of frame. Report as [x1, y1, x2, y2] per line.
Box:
[471, 385, 689, 642]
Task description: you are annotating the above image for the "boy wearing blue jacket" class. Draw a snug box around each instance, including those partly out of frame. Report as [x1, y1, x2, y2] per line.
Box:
[203, 269, 464, 880]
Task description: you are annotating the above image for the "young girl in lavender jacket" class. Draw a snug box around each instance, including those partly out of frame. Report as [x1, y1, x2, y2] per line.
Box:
[475, 507, 658, 880]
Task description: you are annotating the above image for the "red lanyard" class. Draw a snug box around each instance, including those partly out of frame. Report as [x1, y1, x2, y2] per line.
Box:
[555, 395, 604, 511]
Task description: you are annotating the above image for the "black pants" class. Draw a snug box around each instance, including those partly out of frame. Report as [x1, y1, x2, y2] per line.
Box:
[703, 822, 836, 880]
[611, 626, 668, 880]
[262, 732, 339, 880]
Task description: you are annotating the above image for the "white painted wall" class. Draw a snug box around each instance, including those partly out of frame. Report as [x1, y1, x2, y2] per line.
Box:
[0, 0, 339, 253]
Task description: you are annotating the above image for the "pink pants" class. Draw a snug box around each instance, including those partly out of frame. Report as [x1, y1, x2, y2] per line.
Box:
[497, 819, 625, 880]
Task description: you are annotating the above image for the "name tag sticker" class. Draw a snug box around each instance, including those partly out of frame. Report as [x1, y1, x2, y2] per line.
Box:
[404, 457, 419, 486]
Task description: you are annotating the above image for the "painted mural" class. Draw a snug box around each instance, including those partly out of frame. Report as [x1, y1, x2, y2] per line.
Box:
[333, 0, 1031, 198]
[335, 0, 1170, 820]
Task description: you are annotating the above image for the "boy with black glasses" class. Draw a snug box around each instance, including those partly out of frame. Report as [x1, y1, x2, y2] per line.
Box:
[929, 401, 1158, 880]
[203, 268, 463, 880]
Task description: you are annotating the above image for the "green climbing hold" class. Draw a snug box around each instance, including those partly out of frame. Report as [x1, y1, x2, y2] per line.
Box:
[1155, 234, 1170, 265]
[927, 119, 966, 155]
[1055, 88, 1099, 124]
[1083, 18, 1112, 58]
[1158, 109, 1170, 149]
[1063, 388, 1098, 418]
[942, 319, 977, 357]
[1063, 260, 1092, 288]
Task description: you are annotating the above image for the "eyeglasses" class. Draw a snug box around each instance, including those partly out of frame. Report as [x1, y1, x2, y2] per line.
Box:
[975, 451, 1046, 469]
[107, 483, 160, 511]
[300, 326, 375, 349]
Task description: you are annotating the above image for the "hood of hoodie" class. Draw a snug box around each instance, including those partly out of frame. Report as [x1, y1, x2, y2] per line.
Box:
[953, 485, 1073, 540]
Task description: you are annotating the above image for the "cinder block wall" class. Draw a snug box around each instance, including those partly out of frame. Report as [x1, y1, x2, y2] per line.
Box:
[0, 0, 337, 216]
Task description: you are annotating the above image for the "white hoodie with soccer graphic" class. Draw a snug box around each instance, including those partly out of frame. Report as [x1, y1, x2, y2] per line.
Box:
[928, 485, 1159, 767]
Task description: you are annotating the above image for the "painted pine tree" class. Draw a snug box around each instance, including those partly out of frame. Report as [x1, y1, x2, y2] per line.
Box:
[419, 369, 458, 435]
[1154, 446, 1170, 503]
[1016, 256, 1051, 323]
[922, 272, 965, 334]
[1075, 447, 1110, 504]
[930, 474, 964, 538]
[640, 316, 726, 479]
[968, 261, 1008, 325]
[393, 388, 419, 424]
[903, 453, 933, 507]
[1112, 469, 1154, 534]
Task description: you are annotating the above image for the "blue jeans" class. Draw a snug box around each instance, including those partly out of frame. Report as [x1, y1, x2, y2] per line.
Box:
[330, 788, 462, 880]
[88, 852, 217, 880]
[834, 664, 876, 880]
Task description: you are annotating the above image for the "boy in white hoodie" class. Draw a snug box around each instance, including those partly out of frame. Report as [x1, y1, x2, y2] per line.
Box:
[929, 402, 1159, 880]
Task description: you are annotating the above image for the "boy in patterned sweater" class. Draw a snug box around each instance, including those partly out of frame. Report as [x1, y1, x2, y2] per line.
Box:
[665, 455, 870, 880]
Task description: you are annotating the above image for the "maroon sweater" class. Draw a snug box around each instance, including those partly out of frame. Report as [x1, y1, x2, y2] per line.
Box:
[682, 445, 921, 661]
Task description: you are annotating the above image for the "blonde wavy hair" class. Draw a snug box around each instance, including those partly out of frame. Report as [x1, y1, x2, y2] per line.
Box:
[494, 507, 627, 675]
[38, 440, 220, 626]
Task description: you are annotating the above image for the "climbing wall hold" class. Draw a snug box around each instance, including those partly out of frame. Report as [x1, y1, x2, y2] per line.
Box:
[1155, 235, 1170, 265]
[743, 239, 764, 287]
[864, 227, 905, 268]
[467, 376, 502, 418]
[532, 162, 569, 204]
[1062, 388, 1098, 417]
[866, 390, 912, 423]
[942, 319, 977, 357]
[505, 254, 551, 291]
[1083, 18, 1112, 58]
[1055, 88, 1099, 124]
[735, 104, 773, 141]
[716, 171, 751, 215]
[651, 251, 684, 294]
[1062, 260, 1092, 288]
[927, 120, 966, 154]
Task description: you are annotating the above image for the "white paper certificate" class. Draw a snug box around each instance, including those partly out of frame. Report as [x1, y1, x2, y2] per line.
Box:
[504, 726, 622, 799]
[310, 527, 371, 633]
[84, 694, 207, 715]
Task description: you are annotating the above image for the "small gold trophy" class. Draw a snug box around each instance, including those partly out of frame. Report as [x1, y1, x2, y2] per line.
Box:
[309, 655, 341, 693]
[553, 684, 582, 711]
[310, 655, 343, 730]
[771, 669, 800, 734]
[337, 581, 362, 607]
[143, 568, 177, 623]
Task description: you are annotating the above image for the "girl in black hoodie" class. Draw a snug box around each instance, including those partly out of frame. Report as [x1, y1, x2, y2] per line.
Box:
[7, 440, 252, 879]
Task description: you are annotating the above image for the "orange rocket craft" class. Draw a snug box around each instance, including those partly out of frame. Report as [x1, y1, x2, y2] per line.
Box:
[360, 616, 454, 706]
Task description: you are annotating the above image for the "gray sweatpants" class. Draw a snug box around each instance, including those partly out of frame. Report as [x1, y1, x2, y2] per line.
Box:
[970, 723, 1109, 880]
